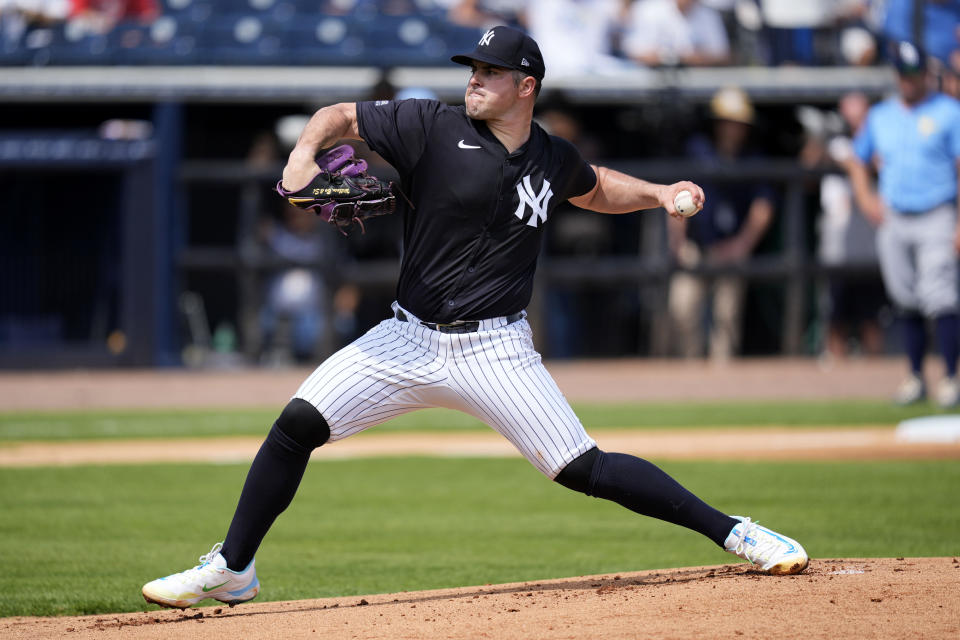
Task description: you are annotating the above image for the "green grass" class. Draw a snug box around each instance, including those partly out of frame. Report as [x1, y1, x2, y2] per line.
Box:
[0, 457, 957, 617]
[0, 400, 943, 442]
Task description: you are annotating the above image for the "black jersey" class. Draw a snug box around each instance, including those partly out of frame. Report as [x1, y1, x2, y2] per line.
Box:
[356, 98, 597, 323]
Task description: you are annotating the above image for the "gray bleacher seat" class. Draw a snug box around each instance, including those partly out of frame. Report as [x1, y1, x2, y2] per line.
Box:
[43, 24, 114, 66]
[360, 14, 482, 66]
[205, 14, 287, 64]
[0, 20, 28, 66]
[112, 17, 204, 65]
[288, 16, 367, 66]
[1, 3, 484, 67]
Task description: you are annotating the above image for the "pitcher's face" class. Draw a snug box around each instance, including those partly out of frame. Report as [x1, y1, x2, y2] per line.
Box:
[465, 62, 521, 120]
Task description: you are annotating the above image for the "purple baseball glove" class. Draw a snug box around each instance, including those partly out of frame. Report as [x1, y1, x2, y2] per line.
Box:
[276, 145, 396, 234]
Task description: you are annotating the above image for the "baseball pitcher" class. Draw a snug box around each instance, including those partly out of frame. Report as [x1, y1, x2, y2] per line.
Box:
[142, 25, 807, 610]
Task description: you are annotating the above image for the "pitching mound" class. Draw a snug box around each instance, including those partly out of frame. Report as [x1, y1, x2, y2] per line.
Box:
[4, 558, 957, 639]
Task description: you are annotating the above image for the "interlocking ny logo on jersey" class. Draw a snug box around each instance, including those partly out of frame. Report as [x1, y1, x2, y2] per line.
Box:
[514, 175, 553, 228]
[479, 30, 495, 46]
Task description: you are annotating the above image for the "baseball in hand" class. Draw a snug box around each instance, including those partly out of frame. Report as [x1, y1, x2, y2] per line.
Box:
[674, 190, 699, 217]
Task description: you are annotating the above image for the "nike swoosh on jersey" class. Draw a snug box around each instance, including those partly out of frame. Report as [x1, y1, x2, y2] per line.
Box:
[458, 140, 482, 149]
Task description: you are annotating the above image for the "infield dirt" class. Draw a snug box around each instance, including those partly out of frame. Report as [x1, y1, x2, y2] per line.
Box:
[2, 426, 959, 467]
[3, 558, 958, 640]
[2, 358, 959, 638]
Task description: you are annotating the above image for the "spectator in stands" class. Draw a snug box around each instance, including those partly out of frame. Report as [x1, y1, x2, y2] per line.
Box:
[623, 0, 731, 67]
[323, 0, 423, 15]
[1, 0, 68, 26]
[839, 22, 878, 66]
[696, 0, 741, 58]
[318, 0, 357, 15]
[879, 0, 960, 67]
[943, 48, 960, 98]
[525, 0, 628, 79]
[443, 0, 527, 29]
[247, 129, 329, 365]
[668, 87, 775, 360]
[0, 1, 69, 52]
[801, 92, 885, 361]
[757, 0, 837, 65]
[258, 202, 328, 365]
[68, 0, 158, 35]
[700, 0, 734, 10]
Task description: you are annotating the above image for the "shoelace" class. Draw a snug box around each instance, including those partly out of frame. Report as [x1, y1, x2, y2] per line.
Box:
[731, 519, 783, 566]
[729, 517, 750, 554]
[197, 542, 224, 567]
[179, 542, 224, 580]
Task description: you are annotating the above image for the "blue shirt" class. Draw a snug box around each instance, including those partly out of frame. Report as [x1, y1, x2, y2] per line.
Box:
[854, 92, 960, 212]
[883, 0, 960, 63]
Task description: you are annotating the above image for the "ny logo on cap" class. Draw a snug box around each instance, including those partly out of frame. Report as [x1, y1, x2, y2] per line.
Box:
[899, 41, 919, 66]
[479, 30, 495, 46]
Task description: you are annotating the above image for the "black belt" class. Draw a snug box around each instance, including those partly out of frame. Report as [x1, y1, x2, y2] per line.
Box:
[394, 308, 523, 334]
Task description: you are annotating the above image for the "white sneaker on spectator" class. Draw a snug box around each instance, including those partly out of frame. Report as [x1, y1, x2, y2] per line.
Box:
[935, 377, 959, 409]
[894, 374, 925, 406]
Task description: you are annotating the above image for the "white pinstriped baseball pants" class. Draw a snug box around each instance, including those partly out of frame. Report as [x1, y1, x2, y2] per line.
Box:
[294, 303, 596, 478]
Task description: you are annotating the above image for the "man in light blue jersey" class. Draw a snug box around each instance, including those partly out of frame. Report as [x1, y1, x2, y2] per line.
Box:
[846, 40, 960, 407]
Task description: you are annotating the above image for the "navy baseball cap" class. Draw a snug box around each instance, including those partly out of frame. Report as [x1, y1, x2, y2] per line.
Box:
[451, 25, 545, 81]
[890, 40, 927, 75]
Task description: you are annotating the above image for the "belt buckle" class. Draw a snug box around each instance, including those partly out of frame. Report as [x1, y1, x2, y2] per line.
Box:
[433, 320, 479, 334]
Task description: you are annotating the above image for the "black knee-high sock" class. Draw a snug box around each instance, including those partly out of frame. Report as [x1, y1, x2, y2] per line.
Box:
[902, 313, 926, 376]
[221, 425, 311, 571]
[935, 313, 959, 378]
[558, 450, 738, 547]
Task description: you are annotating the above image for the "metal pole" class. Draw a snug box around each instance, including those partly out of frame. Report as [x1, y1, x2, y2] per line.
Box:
[151, 101, 183, 366]
[781, 178, 807, 355]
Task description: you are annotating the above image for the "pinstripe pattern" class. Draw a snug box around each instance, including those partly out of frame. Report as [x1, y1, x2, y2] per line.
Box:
[293, 304, 595, 478]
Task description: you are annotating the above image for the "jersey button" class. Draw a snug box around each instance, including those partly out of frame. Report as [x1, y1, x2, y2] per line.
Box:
[468, 267, 476, 273]
[447, 300, 455, 306]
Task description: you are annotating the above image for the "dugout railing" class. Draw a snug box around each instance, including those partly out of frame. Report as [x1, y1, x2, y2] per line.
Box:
[0, 64, 898, 366]
[178, 158, 881, 360]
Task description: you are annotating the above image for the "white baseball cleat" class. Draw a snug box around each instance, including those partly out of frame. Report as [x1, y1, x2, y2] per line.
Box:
[724, 516, 809, 575]
[142, 542, 259, 609]
[894, 374, 926, 406]
[935, 376, 959, 409]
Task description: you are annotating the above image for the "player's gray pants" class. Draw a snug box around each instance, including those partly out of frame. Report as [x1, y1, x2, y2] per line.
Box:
[293, 303, 596, 478]
[876, 202, 959, 317]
